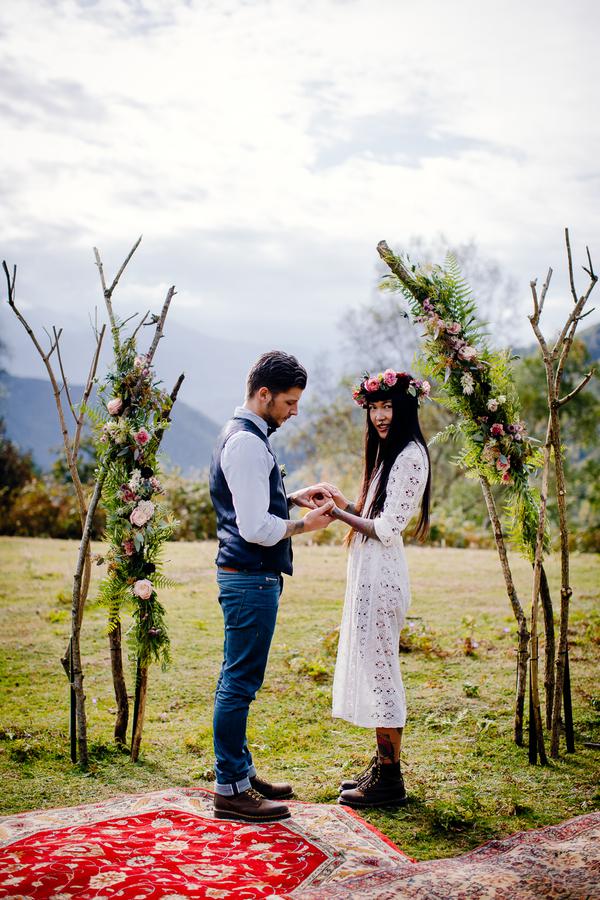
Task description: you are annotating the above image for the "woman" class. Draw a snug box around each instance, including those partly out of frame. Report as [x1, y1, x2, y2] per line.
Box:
[325, 369, 431, 809]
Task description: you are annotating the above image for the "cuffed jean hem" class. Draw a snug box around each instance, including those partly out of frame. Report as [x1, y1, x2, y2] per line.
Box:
[214, 776, 252, 796]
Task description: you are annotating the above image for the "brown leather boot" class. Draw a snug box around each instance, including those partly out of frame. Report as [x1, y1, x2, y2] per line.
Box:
[338, 761, 407, 809]
[214, 788, 291, 822]
[250, 774, 293, 799]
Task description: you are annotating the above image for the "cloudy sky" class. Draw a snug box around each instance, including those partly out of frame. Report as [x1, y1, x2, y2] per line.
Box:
[1, 0, 599, 382]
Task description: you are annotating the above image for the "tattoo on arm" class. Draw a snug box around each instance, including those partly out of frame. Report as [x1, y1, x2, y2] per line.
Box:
[283, 519, 305, 538]
[330, 505, 380, 541]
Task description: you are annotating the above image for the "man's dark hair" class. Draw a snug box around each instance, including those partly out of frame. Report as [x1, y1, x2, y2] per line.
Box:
[246, 351, 307, 398]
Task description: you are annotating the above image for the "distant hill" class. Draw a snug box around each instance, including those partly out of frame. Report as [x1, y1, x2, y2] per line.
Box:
[0, 373, 219, 475]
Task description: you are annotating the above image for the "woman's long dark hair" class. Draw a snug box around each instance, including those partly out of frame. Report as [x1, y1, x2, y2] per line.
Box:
[352, 376, 431, 542]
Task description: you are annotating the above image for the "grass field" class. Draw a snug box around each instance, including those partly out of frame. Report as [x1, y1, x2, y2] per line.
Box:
[0, 537, 599, 860]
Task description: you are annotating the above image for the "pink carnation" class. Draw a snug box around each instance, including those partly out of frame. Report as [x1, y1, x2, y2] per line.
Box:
[501, 472, 512, 484]
[496, 456, 511, 472]
[122, 539, 135, 556]
[133, 579, 153, 600]
[383, 369, 397, 386]
[107, 397, 123, 416]
[421, 380, 431, 397]
[134, 428, 151, 446]
[364, 377, 381, 393]
[446, 321, 462, 335]
[491, 423, 505, 437]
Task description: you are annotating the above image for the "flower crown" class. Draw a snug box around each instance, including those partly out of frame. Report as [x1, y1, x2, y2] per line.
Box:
[352, 369, 431, 408]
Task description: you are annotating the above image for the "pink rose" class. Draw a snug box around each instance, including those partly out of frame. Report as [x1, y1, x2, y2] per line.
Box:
[133, 579, 153, 600]
[107, 397, 123, 416]
[122, 539, 135, 556]
[134, 428, 151, 446]
[129, 500, 155, 527]
[446, 321, 462, 335]
[383, 369, 397, 386]
[365, 377, 381, 393]
[491, 423, 505, 437]
[458, 345, 477, 361]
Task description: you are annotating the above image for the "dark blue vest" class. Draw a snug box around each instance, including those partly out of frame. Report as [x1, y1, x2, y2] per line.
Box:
[209, 417, 293, 576]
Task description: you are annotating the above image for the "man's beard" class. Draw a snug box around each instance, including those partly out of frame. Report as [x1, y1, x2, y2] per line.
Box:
[264, 402, 280, 434]
[264, 414, 279, 435]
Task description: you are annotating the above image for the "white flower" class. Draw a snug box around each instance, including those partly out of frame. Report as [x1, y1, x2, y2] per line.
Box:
[461, 372, 475, 395]
[487, 399, 499, 412]
[497, 394, 506, 404]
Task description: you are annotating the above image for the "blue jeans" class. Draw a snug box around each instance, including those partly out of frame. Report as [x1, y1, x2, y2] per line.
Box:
[213, 569, 283, 795]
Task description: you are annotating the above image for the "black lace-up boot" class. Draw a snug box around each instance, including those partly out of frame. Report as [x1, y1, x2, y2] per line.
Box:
[338, 761, 407, 809]
[339, 755, 378, 792]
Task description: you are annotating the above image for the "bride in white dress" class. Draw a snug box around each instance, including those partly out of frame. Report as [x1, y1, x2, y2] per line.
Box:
[322, 369, 431, 809]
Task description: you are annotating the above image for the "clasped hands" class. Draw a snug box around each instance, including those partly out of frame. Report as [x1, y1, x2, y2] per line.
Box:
[288, 482, 349, 533]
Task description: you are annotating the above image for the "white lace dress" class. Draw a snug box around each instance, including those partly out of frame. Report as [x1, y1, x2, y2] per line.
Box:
[332, 441, 429, 728]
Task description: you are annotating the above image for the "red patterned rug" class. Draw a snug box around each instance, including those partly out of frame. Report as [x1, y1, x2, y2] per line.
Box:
[0, 788, 598, 899]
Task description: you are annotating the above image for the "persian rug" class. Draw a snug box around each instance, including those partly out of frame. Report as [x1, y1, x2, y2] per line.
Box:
[0, 788, 598, 899]
[0, 787, 410, 898]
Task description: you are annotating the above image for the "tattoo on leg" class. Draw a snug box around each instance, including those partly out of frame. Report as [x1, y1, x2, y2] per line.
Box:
[376, 732, 395, 763]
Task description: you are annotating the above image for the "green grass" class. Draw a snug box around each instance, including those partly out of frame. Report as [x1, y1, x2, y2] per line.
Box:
[0, 538, 599, 860]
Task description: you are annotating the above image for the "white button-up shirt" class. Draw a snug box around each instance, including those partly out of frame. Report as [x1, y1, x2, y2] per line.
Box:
[220, 406, 288, 547]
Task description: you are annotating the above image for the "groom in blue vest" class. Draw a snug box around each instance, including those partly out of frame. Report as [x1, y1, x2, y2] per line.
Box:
[209, 351, 334, 822]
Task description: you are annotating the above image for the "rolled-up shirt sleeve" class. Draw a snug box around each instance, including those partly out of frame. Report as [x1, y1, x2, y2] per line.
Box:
[373, 447, 428, 548]
[221, 431, 287, 546]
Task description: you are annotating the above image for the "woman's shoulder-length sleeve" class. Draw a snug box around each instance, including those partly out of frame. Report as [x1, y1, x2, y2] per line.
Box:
[373, 442, 429, 547]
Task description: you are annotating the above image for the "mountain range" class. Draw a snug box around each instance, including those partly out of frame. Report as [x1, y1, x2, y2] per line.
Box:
[0, 372, 219, 475]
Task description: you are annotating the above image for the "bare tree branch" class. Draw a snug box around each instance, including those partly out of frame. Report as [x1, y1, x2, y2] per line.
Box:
[131, 310, 150, 342]
[94, 236, 143, 352]
[146, 285, 176, 364]
[539, 267, 553, 316]
[107, 235, 142, 298]
[73, 324, 106, 459]
[557, 369, 595, 407]
[565, 227, 577, 305]
[582, 245, 596, 280]
[54, 326, 79, 425]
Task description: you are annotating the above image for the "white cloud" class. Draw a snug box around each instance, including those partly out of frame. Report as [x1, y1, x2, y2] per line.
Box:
[0, 0, 598, 348]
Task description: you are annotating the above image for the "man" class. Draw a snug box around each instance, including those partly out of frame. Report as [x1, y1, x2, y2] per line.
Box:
[209, 350, 333, 823]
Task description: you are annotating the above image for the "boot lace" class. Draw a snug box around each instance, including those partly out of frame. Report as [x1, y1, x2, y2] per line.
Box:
[360, 762, 382, 791]
[354, 755, 378, 786]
